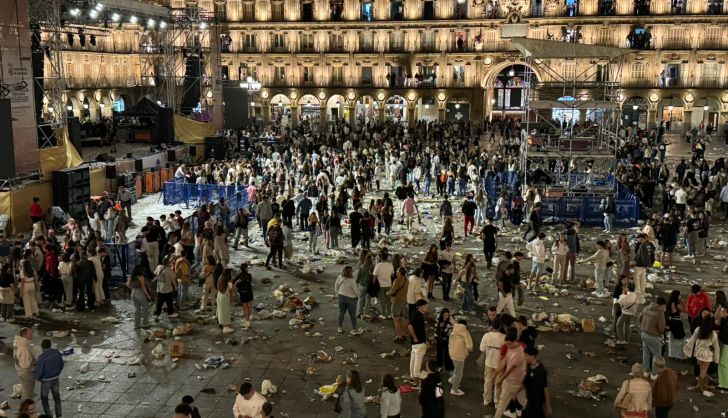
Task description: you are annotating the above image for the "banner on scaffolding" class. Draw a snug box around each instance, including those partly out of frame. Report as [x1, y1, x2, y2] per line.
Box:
[0, 0, 40, 175]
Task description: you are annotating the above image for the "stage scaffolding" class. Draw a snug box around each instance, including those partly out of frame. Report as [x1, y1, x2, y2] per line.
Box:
[509, 38, 633, 196]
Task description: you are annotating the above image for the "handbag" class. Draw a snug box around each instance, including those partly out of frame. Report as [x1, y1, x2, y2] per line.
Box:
[614, 379, 632, 410]
[367, 279, 380, 298]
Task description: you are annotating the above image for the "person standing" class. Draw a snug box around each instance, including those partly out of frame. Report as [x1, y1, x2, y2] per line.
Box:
[495, 327, 527, 418]
[174, 251, 192, 310]
[232, 382, 267, 418]
[602, 195, 615, 233]
[264, 220, 284, 269]
[117, 186, 133, 220]
[683, 315, 721, 391]
[583, 240, 611, 298]
[337, 369, 367, 418]
[480, 217, 498, 269]
[408, 299, 429, 387]
[217, 269, 234, 334]
[14, 327, 37, 400]
[633, 233, 654, 304]
[563, 222, 580, 283]
[232, 208, 250, 250]
[389, 267, 409, 342]
[438, 242, 456, 301]
[419, 359, 445, 418]
[616, 283, 639, 345]
[651, 356, 677, 418]
[234, 263, 254, 326]
[30, 197, 44, 225]
[638, 296, 667, 377]
[550, 233, 568, 284]
[373, 253, 394, 318]
[613, 363, 652, 418]
[448, 319, 473, 396]
[434, 308, 454, 373]
[461, 194, 477, 237]
[525, 233, 547, 293]
[19, 260, 40, 319]
[296, 192, 313, 231]
[496, 264, 517, 317]
[308, 212, 320, 253]
[380, 374, 401, 418]
[256, 195, 274, 238]
[75, 251, 97, 311]
[717, 305, 728, 390]
[153, 257, 178, 321]
[335, 266, 361, 335]
[127, 265, 152, 329]
[480, 318, 505, 407]
[36, 338, 63, 418]
[355, 254, 374, 318]
[522, 346, 552, 418]
[0, 263, 16, 322]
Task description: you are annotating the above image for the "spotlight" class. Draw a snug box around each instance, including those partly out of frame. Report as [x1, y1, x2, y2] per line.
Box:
[129, 15, 138, 24]
[99, 103, 105, 109]
[69, 7, 81, 16]
[455, 103, 461, 109]
[66, 105, 73, 111]
[47, 106, 54, 113]
[147, 18, 155, 28]
[159, 20, 167, 29]
[83, 103, 89, 109]
[111, 12, 121, 22]
[89, 9, 99, 19]
[95, 3, 104, 11]
[199, 21, 208, 30]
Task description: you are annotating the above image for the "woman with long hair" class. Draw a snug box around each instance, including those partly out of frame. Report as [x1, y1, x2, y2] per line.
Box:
[421, 245, 439, 299]
[550, 233, 569, 284]
[57, 252, 75, 308]
[335, 265, 360, 335]
[355, 254, 374, 318]
[307, 211, 320, 253]
[213, 224, 230, 266]
[684, 314, 720, 391]
[380, 373, 401, 418]
[217, 269, 234, 334]
[439, 218, 455, 250]
[613, 363, 652, 418]
[0, 264, 16, 322]
[200, 255, 217, 311]
[127, 264, 152, 329]
[460, 263, 477, 313]
[434, 308, 454, 373]
[19, 260, 39, 319]
[338, 370, 366, 418]
[615, 233, 631, 278]
[234, 263, 254, 325]
[666, 289, 687, 359]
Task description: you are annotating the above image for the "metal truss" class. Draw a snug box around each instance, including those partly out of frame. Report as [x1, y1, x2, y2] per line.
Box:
[29, 0, 67, 148]
[520, 52, 626, 194]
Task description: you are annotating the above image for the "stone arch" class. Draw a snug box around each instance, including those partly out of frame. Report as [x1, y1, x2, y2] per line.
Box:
[385, 94, 407, 123]
[483, 61, 542, 90]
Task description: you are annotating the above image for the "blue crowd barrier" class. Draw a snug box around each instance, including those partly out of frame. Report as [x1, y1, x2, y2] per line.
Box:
[162, 178, 249, 214]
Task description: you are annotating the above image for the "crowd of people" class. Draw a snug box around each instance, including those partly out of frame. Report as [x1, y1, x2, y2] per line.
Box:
[2, 115, 728, 418]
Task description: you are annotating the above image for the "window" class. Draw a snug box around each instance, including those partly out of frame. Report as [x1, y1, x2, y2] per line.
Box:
[565, 0, 578, 16]
[390, 0, 403, 20]
[453, 66, 465, 83]
[239, 65, 257, 79]
[634, 0, 649, 15]
[332, 67, 344, 83]
[626, 27, 651, 49]
[359, 31, 373, 51]
[275, 67, 286, 80]
[421, 31, 435, 51]
[221, 34, 233, 52]
[302, 1, 314, 21]
[301, 33, 315, 52]
[389, 32, 404, 51]
[665, 27, 686, 49]
[303, 66, 313, 82]
[244, 34, 256, 50]
[630, 62, 646, 80]
[243, 2, 256, 21]
[453, 33, 467, 51]
[599, 0, 615, 15]
[670, 0, 685, 14]
[272, 1, 284, 20]
[361, 66, 372, 84]
[272, 33, 285, 49]
[708, 0, 724, 14]
[597, 27, 613, 46]
[361, 0, 374, 20]
[215, 2, 227, 21]
[330, 33, 344, 51]
[330, 0, 343, 20]
[423, 0, 434, 19]
[703, 27, 722, 48]
[454, 0, 467, 18]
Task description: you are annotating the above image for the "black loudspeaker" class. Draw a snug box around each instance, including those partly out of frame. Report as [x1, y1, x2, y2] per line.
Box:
[53, 166, 90, 219]
[105, 164, 117, 179]
[223, 87, 249, 129]
[204, 135, 225, 160]
[189, 145, 197, 156]
[134, 159, 144, 172]
[181, 57, 201, 115]
[167, 149, 177, 162]
[67, 117, 82, 151]
[157, 107, 174, 143]
[0, 99, 16, 179]
[32, 28, 44, 124]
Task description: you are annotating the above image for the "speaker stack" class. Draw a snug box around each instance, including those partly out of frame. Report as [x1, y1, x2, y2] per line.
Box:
[181, 57, 201, 115]
[204, 135, 225, 160]
[52, 166, 90, 220]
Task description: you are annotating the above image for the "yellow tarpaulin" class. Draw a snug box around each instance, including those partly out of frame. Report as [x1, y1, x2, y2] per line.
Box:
[174, 115, 215, 144]
[0, 182, 54, 235]
[90, 166, 106, 196]
[38, 127, 84, 179]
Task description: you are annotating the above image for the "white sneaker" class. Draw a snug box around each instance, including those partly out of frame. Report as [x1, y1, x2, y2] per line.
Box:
[338, 327, 345, 334]
[450, 389, 465, 396]
[222, 326, 234, 334]
[169, 313, 179, 318]
[448, 377, 453, 384]
[483, 400, 492, 406]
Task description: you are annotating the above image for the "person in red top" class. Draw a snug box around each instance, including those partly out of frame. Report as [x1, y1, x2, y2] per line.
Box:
[30, 197, 44, 224]
[687, 284, 712, 332]
[44, 244, 60, 305]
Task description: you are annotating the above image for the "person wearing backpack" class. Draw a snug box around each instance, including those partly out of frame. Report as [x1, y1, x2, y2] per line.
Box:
[419, 359, 445, 418]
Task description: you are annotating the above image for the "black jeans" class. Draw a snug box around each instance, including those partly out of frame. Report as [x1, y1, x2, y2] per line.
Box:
[299, 213, 309, 231]
[441, 272, 452, 300]
[76, 280, 95, 311]
[483, 247, 495, 268]
[155, 292, 174, 316]
[655, 405, 671, 418]
[266, 245, 283, 267]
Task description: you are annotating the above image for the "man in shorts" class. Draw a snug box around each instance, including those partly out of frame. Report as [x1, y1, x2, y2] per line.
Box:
[525, 233, 547, 293]
[402, 193, 419, 231]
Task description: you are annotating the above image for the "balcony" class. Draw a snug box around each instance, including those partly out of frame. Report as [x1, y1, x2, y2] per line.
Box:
[702, 39, 727, 49]
[621, 76, 728, 89]
[661, 39, 692, 50]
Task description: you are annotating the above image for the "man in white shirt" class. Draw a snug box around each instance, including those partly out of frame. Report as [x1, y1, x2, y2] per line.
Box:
[480, 318, 505, 407]
[525, 232, 547, 293]
[373, 253, 395, 318]
[674, 186, 687, 218]
[232, 383, 267, 418]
